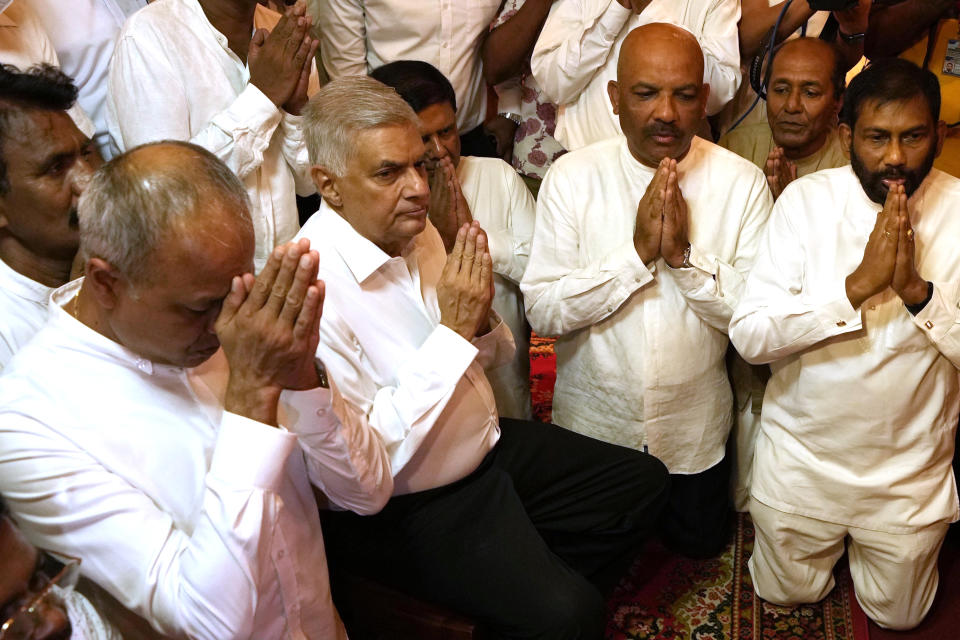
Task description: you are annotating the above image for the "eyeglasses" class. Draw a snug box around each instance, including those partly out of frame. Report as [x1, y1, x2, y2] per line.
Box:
[0, 555, 80, 640]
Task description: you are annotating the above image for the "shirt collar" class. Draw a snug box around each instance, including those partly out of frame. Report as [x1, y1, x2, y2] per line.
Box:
[0, 257, 55, 304]
[49, 279, 176, 377]
[316, 201, 412, 285]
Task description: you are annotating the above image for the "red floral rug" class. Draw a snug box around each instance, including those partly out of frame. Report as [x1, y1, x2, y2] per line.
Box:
[528, 338, 870, 640]
[606, 513, 870, 640]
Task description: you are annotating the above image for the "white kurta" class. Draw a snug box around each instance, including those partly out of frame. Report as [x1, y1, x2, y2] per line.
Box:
[0, 278, 397, 639]
[458, 155, 536, 420]
[530, 0, 741, 151]
[0, 0, 96, 138]
[729, 166, 960, 534]
[26, 0, 146, 158]
[0, 257, 54, 372]
[107, 0, 317, 270]
[296, 205, 514, 495]
[522, 136, 772, 473]
[310, 0, 501, 132]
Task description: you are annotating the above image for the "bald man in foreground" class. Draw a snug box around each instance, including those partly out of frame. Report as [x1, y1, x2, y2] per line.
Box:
[522, 23, 773, 557]
[0, 141, 392, 638]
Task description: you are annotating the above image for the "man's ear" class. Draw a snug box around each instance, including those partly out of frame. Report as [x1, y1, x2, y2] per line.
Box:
[935, 119, 947, 158]
[311, 165, 343, 207]
[607, 80, 621, 115]
[839, 122, 853, 157]
[85, 257, 123, 310]
[700, 83, 711, 120]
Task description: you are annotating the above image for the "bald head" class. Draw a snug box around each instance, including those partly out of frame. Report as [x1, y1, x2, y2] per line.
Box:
[608, 23, 710, 167]
[766, 38, 845, 159]
[78, 140, 253, 284]
[617, 23, 704, 83]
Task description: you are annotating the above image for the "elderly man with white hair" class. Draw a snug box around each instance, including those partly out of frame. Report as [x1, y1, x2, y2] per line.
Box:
[297, 75, 670, 639]
[0, 140, 392, 639]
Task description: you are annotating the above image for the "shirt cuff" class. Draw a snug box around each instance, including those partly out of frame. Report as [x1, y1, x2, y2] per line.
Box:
[279, 385, 338, 436]
[210, 413, 297, 492]
[818, 293, 862, 336]
[399, 324, 479, 388]
[600, 1, 633, 43]
[600, 240, 656, 286]
[913, 282, 954, 342]
[211, 83, 282, 138]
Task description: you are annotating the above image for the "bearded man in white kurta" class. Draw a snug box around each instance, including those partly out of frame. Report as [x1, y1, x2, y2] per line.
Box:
[522, 24, 772, 557]
[370, 60, 536, 419]
[729, 59, 960, 631]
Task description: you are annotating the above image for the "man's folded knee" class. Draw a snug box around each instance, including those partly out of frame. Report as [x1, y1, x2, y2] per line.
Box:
[858, 594, 931, 631]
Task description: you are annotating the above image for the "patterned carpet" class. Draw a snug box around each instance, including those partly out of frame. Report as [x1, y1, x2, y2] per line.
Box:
[607, 513, 869, 640]
[529, 336, 870, 640]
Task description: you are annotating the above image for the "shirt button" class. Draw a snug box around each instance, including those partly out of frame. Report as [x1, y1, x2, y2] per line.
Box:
[836, 320, 846, 327]
[925, 320, 934, 329]
[607, 305, 613, 313]
[869, 305, 876, 311]
[277, 550, 285, 560]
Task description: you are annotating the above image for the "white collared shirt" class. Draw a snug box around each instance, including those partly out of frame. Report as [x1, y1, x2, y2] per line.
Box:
[458, 155, 536, 419]
[26, 0, 147, 159]
[521, 136, 772, 473]
[309, 0, 502, 132]
[730, 167, 960, 533]
[0, 0, 96, 138]
[0, 257, 54, 372]
[530, 0, 741, 151]
[0, 278, 386, 639]
[296, 204, 514, 495]
[108, 0, 318, 270]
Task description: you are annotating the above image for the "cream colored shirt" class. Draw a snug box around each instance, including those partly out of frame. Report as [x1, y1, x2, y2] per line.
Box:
[730, 166, 960, 533]
[522, 136, 772, 473]
[530, 0, 741, 151]
[720, 122, 848, 178]
[0, 0, 96, 137]
[458, 155, 536, 420]
[297, 205, 514, 495]
[310, 0, 501, 132]
[108, 0, 318, 270]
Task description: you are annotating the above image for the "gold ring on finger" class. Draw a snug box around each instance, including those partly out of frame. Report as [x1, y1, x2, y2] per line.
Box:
[883, 231, 893, 239]
[906, 229, 914, 239]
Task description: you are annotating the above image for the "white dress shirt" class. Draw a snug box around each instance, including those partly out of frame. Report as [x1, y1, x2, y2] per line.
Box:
[458, 155, 536, 419]
[0, 279, 391, 639]
[522, 136, 772, 473]
[729, 167, 960, 533]
[26, 0, 146, 159]
[530, 0, 741, 151]
[0, 0, 96, 138]
[108, 0, 317, 270]
[296, 204, 515, 495]
[310, 0, 502, 132]
[0, 257, 54, 372]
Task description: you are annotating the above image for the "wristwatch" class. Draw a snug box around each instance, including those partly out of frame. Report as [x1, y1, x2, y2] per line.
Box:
[838, 30, 867, 44]
[680, 244, 693, 269]
[500, 112, 523, 125]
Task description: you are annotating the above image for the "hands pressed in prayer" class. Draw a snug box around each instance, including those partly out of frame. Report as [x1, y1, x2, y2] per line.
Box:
[764, 147, 798, 200]
[845, 184, 927, 309]
[217, 238, 325, 426]
[634, 158, 690, 267]
[428, 156, 474, 253]
[660, 163, 691, 268]
[437, 222, 494, 341]
[615, 0, 653, 14]
[248, 1, 318, 115]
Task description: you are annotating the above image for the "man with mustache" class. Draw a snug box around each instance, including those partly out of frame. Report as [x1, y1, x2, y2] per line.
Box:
[522, 23, 773, 558]
[720, 37, 848, 200]
[0, 64, 99, 371]
[729, 58, 959, 630]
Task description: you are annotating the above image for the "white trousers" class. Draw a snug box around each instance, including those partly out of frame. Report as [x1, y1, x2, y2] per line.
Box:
[749, 497, 948, 630]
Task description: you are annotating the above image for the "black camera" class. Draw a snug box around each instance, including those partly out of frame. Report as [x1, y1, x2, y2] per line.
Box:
[806, 0, 858, 9]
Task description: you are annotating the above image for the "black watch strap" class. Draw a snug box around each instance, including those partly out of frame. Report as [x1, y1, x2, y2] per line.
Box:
[906, 281, 934, 316]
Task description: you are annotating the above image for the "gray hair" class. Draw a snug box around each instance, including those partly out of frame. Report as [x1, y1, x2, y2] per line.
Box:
[303, 75, 420, 176]
[77, 140, 252, 284]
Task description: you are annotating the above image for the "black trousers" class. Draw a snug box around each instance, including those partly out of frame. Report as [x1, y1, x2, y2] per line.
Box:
[659, 454, 732, 558]
[321, 419, 669, 640]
